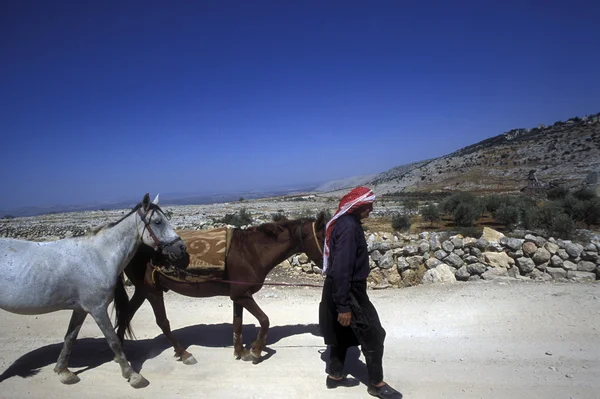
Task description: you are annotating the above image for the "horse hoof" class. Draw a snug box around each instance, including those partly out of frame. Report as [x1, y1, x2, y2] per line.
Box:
[251, 353, 262, 365]
[182, 354, 197, 365]
[129, 373, 149, 389]
[241, 351, 254, 362]
[58, 371, 80, 385]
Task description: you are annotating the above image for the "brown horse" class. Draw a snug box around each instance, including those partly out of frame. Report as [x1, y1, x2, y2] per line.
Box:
[114, 212, 326, 365]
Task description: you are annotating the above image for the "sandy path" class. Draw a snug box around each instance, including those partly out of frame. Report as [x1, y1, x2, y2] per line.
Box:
[1, 280, 599, 399]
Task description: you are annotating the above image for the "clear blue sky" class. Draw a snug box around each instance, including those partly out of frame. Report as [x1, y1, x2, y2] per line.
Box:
[1, 1, 599, 211]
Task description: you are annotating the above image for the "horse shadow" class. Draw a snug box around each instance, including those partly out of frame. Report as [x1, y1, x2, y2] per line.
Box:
[0, 322, 320, 383]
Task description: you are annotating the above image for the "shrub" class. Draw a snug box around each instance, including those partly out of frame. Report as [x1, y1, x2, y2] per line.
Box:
[453, 203, 479, 227]
[574, 198, 600, 228]
[402, 199, 419, 215]
[271, 212, 286, 222]
[520, 206, 542, 230]
[496, 205, 520, 230]
[218, 208, 253, 227]
[573, 188, 597, 201]
[442, 192, 478, 214]
[421, 202, 441, 226]
[391, 213, 411, 231]
[546, 186, 570, 200]
[482, 195, 504, 215]
[548, 213, 574, 239]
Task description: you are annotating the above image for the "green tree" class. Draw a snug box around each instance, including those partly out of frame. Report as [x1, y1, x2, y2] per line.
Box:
[421, 202, 441, 227]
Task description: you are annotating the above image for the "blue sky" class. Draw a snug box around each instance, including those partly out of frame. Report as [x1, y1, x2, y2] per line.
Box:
[1, 1, 599, 211]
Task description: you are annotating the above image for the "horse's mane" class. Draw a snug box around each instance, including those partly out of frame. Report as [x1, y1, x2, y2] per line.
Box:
[246, 217, 315, 239]
[84, 202, 150, 236]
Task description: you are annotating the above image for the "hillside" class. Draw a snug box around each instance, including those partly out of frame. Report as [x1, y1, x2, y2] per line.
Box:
[318, 113, 600, 198]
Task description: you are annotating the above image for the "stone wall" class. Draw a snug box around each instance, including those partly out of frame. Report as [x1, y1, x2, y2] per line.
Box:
[287, 227, 600, 288]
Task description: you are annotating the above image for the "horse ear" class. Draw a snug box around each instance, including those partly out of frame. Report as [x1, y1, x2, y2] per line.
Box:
[152, 194, 160, 205]
[315, 211, 326, 229]
[142, 193, 151, 211]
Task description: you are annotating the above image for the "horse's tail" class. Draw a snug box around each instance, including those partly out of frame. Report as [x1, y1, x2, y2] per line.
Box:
[113, 272, 135, 340]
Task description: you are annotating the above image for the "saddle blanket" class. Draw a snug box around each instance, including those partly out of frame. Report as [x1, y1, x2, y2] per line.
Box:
[154, 227, 232, 284]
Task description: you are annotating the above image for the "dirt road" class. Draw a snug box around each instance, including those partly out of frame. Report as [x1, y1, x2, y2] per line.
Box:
[1, 280, 599, 399]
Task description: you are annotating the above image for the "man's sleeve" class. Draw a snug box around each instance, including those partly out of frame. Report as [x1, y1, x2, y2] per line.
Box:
[330, 220, 357, 313]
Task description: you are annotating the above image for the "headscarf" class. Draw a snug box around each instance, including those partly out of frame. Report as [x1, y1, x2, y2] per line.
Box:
[322, 186, 376, 274]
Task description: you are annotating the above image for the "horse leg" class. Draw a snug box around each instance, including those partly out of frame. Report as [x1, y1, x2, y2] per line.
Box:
[235, 297, 270, 363]
[146, 292, 197, 365]
[90, 308, 149, 389]
[116, 289, 146, 344]
[232, 301, 251, 360]
[54, 309, 87, 384]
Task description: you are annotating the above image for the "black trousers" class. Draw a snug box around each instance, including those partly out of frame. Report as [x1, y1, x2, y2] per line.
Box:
[320, 278, 386, 385]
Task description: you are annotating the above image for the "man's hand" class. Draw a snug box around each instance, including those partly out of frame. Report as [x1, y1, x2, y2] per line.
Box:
[337, 312, 351, 327]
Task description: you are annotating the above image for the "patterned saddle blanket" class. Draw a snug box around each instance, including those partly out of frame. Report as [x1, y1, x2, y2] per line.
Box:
[154, 227, 232, 283]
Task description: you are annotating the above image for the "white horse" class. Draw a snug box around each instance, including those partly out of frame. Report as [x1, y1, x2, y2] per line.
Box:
[0, 193, 187, 388]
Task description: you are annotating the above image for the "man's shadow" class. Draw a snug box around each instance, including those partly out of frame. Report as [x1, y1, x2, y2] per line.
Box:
[0, 322, 319, 383]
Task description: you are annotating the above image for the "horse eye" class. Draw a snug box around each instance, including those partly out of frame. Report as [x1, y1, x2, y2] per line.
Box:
[154, 219, 162, 225]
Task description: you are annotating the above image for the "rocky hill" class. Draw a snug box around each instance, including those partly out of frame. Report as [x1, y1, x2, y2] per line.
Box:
[319, 113, 600, 198]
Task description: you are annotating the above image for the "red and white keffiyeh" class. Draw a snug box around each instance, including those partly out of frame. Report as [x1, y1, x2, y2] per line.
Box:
[322, 186, 376, 274]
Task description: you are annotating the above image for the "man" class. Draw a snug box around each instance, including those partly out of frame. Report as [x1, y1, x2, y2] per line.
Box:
[319, 186, 402, 399]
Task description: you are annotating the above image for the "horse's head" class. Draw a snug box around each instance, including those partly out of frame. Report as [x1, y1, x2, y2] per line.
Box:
[297, 211, 327, 267]
[135, 193, 188, 263]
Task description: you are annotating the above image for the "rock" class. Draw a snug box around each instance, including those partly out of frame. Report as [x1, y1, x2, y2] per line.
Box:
[516, 257, 536, 274]
[481, 227, 505, 242]
[476, 238, 489, 250]
[546, 267, 567, 280]
[550, 255, 564, 268]
[422, 264, 457, 284]
[563, 261, 578, 271]
[532, 248, 552, 264]
[462, 237, 477, 247]
[425, 258, 442, 269]
[564, 242, 584, 258]
[482, 252, 515, 268]
[370, 250, 382, 263]
[464, 255, 479, 264]
[434, 250, 448, 260]
[418, 241, 431, 254]
[525, 234, 546, 247]
[581, 251, 599, 262]
[397, 257, 410, 271]
[467, 263, 487, 275]
[379, 251, 395, 269]
[451, 237, 464, 249]
[406, 255, 424, 269]
[557, 249, 570, 260]
[545, 242, 560, 254]
[482, 267, 509, 280]
[505, 238, 524, 251]
[444, 253, 464, 268]
[455, 266, 471, 281]
[403, 245, 419, 256]
[577, 261, 597, 272]
[383, 268, 402, 286]
[507, 266, 520, 278]
[567, 271, 596, 282]
[442, 240, 455, 253]
[529, 269, 552, 281]
[429, 234, 442, 251]
[522, 242, 537, 257]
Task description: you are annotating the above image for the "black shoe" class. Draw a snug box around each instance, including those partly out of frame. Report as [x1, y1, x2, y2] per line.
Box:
[367, 383, 403, 399]
[326, 376, 360, 389]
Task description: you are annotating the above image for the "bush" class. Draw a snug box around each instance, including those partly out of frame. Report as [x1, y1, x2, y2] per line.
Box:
[218, 208, 253, 227]
[391, 213, 411, 231]
[496, 205, 520, 230]
[546, 186, 570, 200]
[421, 202, 441, 226]
[574, 198, 600, 228]
[520, 206, 542, 230]
[402, 199, 419, 215]
[549, 213, 574, 239]
[453, 203, 480, 227]
[482, 195, 504, 216]
[271, 212, 286, 222]
[442, 192, 479, 214]
[573, 188, 597, 201]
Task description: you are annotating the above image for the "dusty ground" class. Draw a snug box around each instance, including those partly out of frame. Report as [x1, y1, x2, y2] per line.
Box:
[1, 280, 599, 399]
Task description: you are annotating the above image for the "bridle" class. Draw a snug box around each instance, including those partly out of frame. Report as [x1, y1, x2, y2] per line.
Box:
[296, 221, 324, 257]
[137, 206, 183, 251]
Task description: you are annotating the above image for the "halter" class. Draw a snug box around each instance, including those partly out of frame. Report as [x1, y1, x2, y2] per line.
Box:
[296, 221, 323, 256]
[137, 206, 183, 251]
